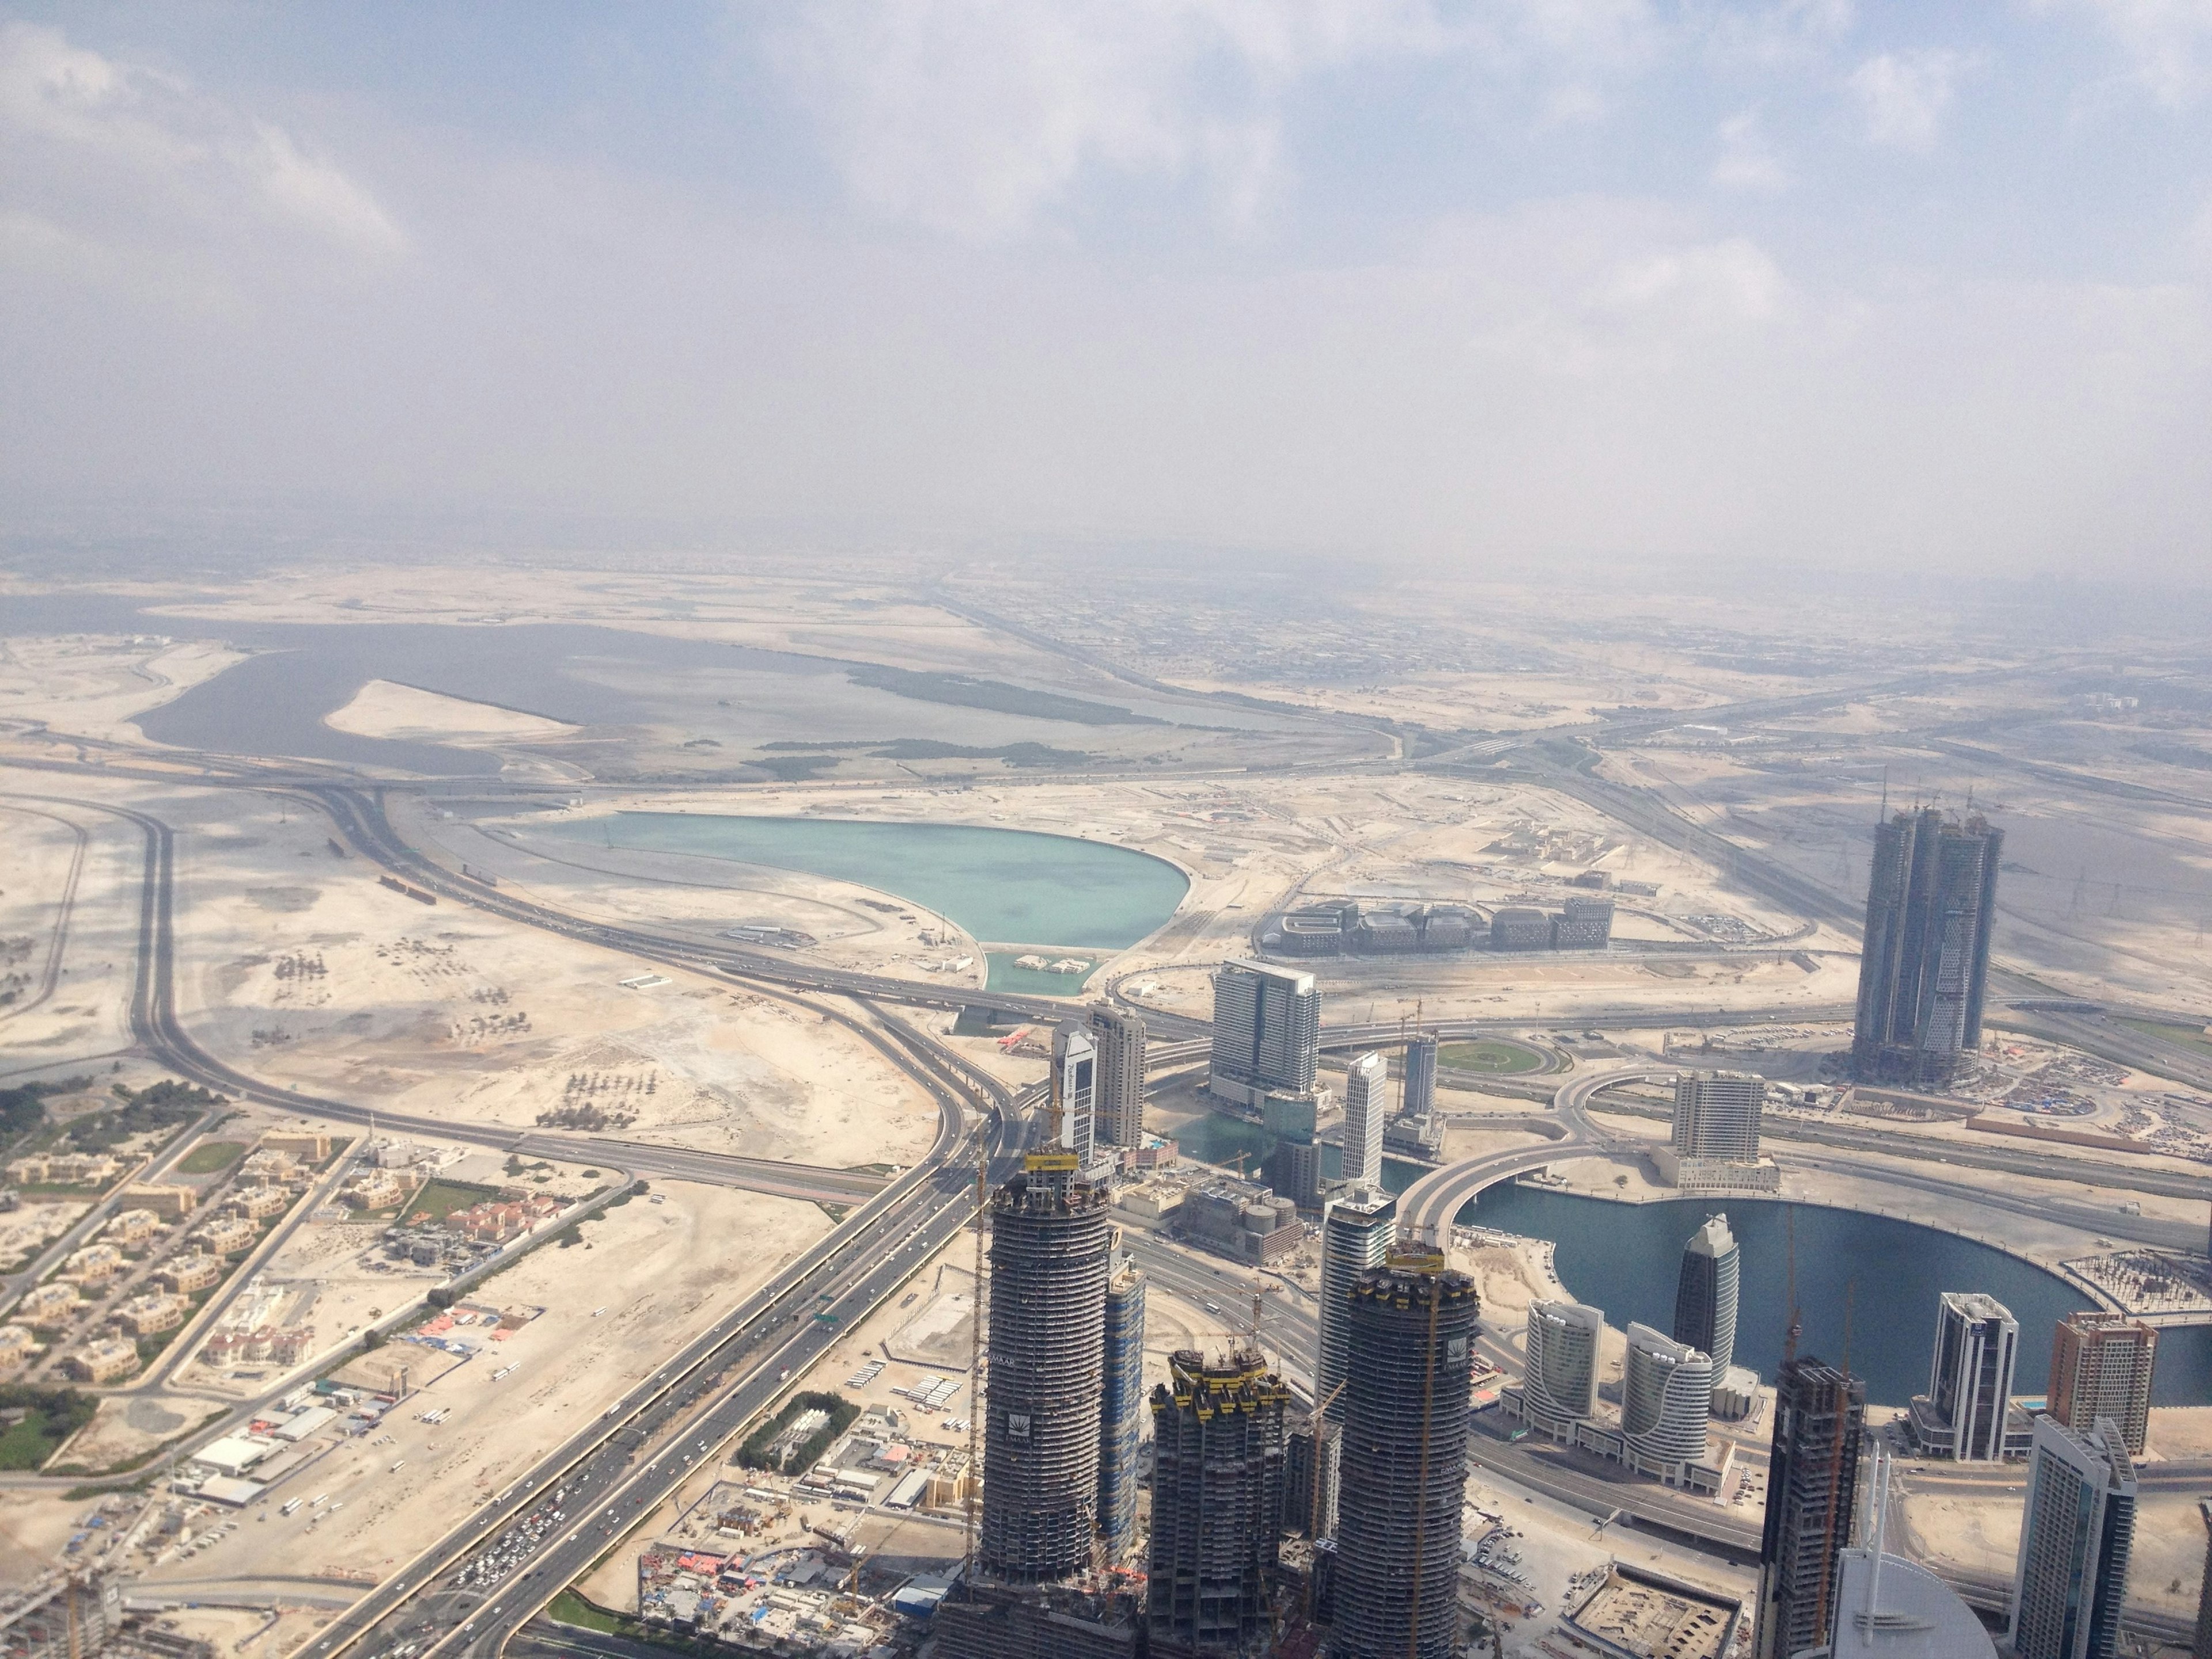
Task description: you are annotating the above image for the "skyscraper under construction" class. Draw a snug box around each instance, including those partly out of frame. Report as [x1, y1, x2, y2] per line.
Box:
[1145, 1348, 1289, 1656]
[1330, 1255, 1480, 1659]
[1752, 1355, 1866, 1659]
[980, 1166, 1113, 1582]
[1097, 1248, 1147, 1563]
[1851, 806, 2003, 1086]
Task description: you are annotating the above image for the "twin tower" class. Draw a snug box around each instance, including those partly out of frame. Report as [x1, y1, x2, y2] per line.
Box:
[979, 1148, 1482, 1659]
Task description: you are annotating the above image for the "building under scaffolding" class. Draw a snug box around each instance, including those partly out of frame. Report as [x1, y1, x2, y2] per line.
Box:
[1330, 1256, 1479, 1659]
[933, 1581, 1142, 1659]
[0, 1573, 122, 1659]
[1146, 1348, 1289, 1656]
[1098, 1249, 1147, 1563]
[980, 1168, 1113, 1584]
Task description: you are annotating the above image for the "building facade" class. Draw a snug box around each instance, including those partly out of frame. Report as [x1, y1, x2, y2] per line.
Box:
[1317, 1187, 1397, 1423]
[2009, 1415, 2137, 1659]
[1088, 1003, 1148, 1149]
[1145, 1349, 1288, 1656]
[1910, 1292, 2018, 1462]
[1752, 1356, 1866, 1659]
[1670, 1071, 1765, 1162]
[1050, 1022, 1099, 1174]
[1620, 1323, 1713, 1483]
[1331, 1257, 1480, 1659]
[980, 1170, 1113, 1582]
[1851, 806, 2003, 1086]
[1208, 959, 1320, 1110]
[2049, 1310, 2157, 1457]
[1400, 1032, 1438, 1121]
[1672, 1213, 1740, 1404]
[1097, 1252, 1146, 1563]
[1340, 1051, 1387, 1190]
[1521, 1300, 1603, 1440]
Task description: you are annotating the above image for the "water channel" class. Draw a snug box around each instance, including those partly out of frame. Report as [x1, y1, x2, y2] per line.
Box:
[1170, 1113, 2212, 1406]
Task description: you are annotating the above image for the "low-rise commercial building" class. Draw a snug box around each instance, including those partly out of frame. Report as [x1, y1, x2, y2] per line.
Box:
[102, 1207, 163, 1244]
[1173, 1179, 1301, 1265]
[154, 1251, 224, 1293]
[228, 1185, 292, 1220]
[62, 1243, 125, 1282]
[111, 1292, 190, 1337]
[259, 1128, 332, 1161]
[192, 1216, 257, 1254]
[16, 1281, 81, 1321]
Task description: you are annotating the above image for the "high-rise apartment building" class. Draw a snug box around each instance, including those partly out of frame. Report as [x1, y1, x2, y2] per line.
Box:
[1262, 1088, 1326, 1210]
[1050, 1022, 1099, 1173]
[1852, 807, 2003, 1086]
[1097, 1251, 1146, 1563]
[1620, 1323, 1714, 1483]
[1671, 1071, 1765, 1161]
[1752, 1356, 1865, 1659]
[1521, 1300, 1603, 1440]
[2050, 1310, 2158, 1457]
[1209, 959, 1320, 1110]
[1088, 1003, 1147, 1149]
[2009, 1415, 2137, 1659]
[1400, 1032, 1438, 1121]
[1331, 1256, 1480, 1659]
[1910, 1292, 2018, 1462]
[1145, 1349, 1288, 1656]
[1672, 1214, 1740, 1402]
[1317, 1187, 1396, 1423]
[980, 1170, 1112, 1582]
[1340, 1051, 1387, 1190]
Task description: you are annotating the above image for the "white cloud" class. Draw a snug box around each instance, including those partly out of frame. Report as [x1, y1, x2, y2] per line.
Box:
[1848, 47, 1977, 149]
[0, 21, 403, 262]
[1711, 109, 1791, 191]
[767, 0, 1675, 238]
[2040, 0, 2212, 107]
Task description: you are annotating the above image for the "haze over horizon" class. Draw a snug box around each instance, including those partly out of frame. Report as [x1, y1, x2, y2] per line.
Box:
[3, 1, 2209, 579]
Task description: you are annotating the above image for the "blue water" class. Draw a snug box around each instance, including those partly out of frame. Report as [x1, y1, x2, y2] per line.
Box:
[1452, 1184, 2212, 1408]
[546, 812, 1189, 949]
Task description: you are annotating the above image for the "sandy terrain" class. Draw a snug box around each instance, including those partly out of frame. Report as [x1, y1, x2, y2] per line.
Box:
[0, 631, 244, 747]
[0, 790, 147, 1069]
[324, 680, 579, 743]
[139, 787, 937, 1168]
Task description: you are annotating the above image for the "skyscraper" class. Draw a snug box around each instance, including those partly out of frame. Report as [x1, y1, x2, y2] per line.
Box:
[1672, 1213, 1740, 1402]
[2009, 1415, 2138, 1659]
[1317, 1187, 1396, 1422]
[1049, 1021, 1099, 1172]
[1671, 1071, 1764, 1161]
[1145, 1348, 1288, 1656]
[1400, 1032, 1438, 1121]
[1851, 806, 2003, 1086]
[1910, 1291, 2017, 1462]
[1752, 1356, 1866, 1659]
[2192, 1499, 2212, 1659]
[1521, 1300, 1603, 1440]
[980, 1169, 1112, 1582]
[1332, 1255, 1479, 1659]
[1341, 1051, 1387, 1190]
[1088, 1002, 1147, 1149]
[1097, 1248, 1147, 1563]
[1620, 1323, 1713, 1483]
[2050, 1310, 2158, 1457]
[1283, 1412, 1340, 1539]
[1209, 959, 1320, 1109]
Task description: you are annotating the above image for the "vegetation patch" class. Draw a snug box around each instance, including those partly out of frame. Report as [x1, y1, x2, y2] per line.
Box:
[403, 1179, 506, 1224]
[52, 1080, 224, 1158]
[737, 1391, 855, 1473]
[1437, 1039, 1546, 1075]
[177, 1139, 247, 1175]
[0, 1386, 99, 1471]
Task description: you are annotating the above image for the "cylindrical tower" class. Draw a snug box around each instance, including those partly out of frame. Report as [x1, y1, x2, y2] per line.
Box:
[980, 1171, 1112, 1582]
[1331, 1257, 1479, 1659]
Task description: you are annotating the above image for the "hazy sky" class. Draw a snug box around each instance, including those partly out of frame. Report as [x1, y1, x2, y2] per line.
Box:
[3, 2, 2208, 576]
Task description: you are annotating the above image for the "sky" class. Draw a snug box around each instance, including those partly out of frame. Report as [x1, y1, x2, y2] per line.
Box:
[2, 2, 2209, 578]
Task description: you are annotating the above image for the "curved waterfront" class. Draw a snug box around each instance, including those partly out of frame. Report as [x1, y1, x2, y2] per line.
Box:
[1452, 1183, 2212, 1408]
[548, 812, 1190, 951]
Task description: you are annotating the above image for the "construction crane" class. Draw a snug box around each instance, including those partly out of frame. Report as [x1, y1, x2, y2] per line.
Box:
[1249, 1279, 1281, 1350]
